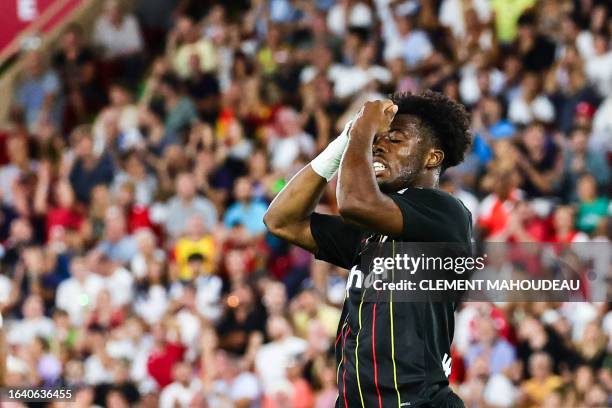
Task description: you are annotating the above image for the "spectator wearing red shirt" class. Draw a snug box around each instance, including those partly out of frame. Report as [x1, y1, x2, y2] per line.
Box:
[115, 181, 155, 235]
[146, 319, 186, 388]
[550, 205, 589, 243]
[85, 289, 125, 330]
[487, 201, 548, 243]
[479, 169, 523, 239]
[34, 166, 84, 240]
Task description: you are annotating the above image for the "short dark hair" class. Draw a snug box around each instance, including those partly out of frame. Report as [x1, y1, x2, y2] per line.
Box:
[160, 73, 182, 93]
[110, 79, 134, 95]
[187, 253, 205, 263]
[517, 12, 537, 28]
[391, 91, 472, 171]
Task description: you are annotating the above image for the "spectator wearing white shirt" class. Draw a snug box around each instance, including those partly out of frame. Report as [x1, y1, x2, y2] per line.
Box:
[267, 108, 315, 172]
[381, 7, 433, 67]
[439, 0, 491, 39]
[96, 255, 134, 307]
[327, 0, 374, 37]
[124, 318, 156, 388]
[585, 31, 612, 98]
[7, 295, 54, 345]
[169, 257, 222, 322]
[0, 271, 12, 311]
[439, 174, 479, 226]
[83, 327, 115, 385]
[459, 63, 505, 106]
[255, 316, 308, 395]
[134, 259, 169, 325]
[591, 96, 612, 154]
[210, 351, 262, 407]
[112, 154, 158, 206]
[93, 0, 144, 59]
[168, 284, 201, 356]
[508, 72, 555, 125]
[92, 83, 140, 156]
[333, 43, 392, 99]
[299, 46, 344, 85]
[159, 361, 201, 408]
[130, 228, 166, 280]
[483, 362, 522, 408]
[578, 4, 609, 61]
[55, 257, 104, 325]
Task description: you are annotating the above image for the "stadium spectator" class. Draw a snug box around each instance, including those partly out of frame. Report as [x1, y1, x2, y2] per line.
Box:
[52, 24, 106, 131]
[224, 177, 268, 236]
[163, 173, 217, 240]
[7, 295, 54, 346]
[55, 257, 104, 325]
[93, 0, 144, 60]
[576, 173, 609, 233]
[13, 51, 63, 132]
[255, 315, 307, 398]
[68, 125, 115, 204]
[465, 316, 516, 376]
[158, 360, 201, 408]
[520, 352, 563, 408]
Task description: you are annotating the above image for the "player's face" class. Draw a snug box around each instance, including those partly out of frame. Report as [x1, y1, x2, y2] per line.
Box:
[372, 114, 431, 192]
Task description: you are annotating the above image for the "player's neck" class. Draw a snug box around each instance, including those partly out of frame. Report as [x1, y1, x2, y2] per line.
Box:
[408, 173, 439, 189]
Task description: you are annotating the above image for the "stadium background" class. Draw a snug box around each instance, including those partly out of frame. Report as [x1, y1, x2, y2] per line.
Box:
[0, 0, 610, 406]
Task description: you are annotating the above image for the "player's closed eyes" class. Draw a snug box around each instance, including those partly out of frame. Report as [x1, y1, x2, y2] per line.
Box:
[389, 129, 408, 139]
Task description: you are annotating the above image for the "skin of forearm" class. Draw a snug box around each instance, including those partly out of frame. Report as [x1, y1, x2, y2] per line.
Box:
[264, 165, 327, 251]
[337, 128, 382, 217]
[266, 166, 327, 225]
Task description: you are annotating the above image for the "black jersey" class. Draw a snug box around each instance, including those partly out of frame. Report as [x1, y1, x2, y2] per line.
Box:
[310, 187, 473, 408]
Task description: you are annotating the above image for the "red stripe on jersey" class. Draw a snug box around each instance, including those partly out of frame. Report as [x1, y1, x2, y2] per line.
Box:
[342, 326, 351, 408]
[335, 328, 343, 347]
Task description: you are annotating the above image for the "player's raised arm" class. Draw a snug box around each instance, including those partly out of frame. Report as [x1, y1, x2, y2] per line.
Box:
[337, 100, 405, 235]
[264, 122, 352, 252]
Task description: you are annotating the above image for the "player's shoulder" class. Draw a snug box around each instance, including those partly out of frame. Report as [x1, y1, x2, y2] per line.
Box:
[395, 187, 472, 223]
[396, 187, 466, 207]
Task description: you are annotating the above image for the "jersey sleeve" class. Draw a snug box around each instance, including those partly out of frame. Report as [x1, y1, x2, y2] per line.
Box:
[310, 213, 362, 269]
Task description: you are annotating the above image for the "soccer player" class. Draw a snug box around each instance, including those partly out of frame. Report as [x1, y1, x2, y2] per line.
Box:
[264, 91, 472, 408]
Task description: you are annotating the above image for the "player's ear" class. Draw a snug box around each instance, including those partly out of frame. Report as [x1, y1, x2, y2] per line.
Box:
[425, 149, 444, 169]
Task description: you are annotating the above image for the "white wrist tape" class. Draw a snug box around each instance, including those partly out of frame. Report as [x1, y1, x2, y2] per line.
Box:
[311, 120, 352, 181]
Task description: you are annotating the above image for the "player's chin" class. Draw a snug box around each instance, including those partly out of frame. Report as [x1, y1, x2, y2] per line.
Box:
[376, 177, 395, 193]
[375, 173, 387, 183]
[375, 169, 391, 180]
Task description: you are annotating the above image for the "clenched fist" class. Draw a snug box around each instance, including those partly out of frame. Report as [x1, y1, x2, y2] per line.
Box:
[351, 100, 399, 138]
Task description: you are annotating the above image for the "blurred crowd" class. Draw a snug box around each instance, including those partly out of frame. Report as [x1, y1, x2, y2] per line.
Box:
[1, 0, 611, 406]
